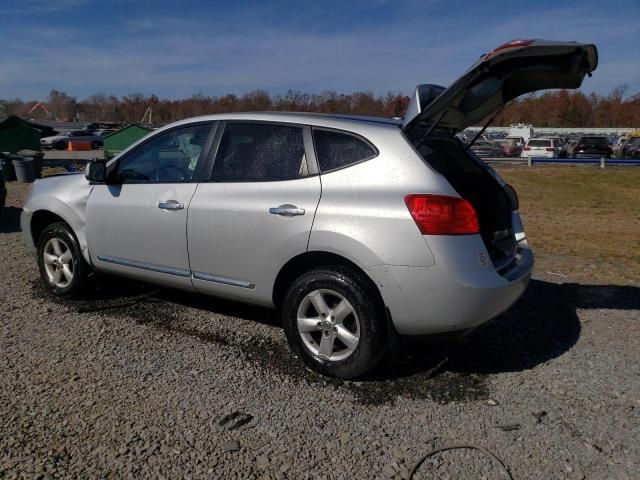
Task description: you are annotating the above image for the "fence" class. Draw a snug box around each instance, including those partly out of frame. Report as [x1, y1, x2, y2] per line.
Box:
[485, 157, 640, 168]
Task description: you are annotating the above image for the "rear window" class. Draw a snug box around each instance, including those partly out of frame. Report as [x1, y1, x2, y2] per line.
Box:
[580, 136, 608, 145]
[527, 139, 551, 147]
[313, 129, 376, 172]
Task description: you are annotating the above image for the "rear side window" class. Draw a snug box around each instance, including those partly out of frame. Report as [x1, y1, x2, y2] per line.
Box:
[313, 129, 376, 172]
[211, 123, 307, 182]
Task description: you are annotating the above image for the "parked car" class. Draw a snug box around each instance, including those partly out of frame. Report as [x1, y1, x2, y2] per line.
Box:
[520, 138, 560, 158]
[621, 136, 640, 158]
[41, 130, 104, 150]
[495, 138, 523, 157]
[571, 136, 612, 158]
[20, 39, 597, 378]
[469, 140, 504, 158]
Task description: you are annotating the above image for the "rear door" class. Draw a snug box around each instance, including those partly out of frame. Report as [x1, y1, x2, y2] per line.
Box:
[403, 40, 598, 138]
[187, 121, 321, 306]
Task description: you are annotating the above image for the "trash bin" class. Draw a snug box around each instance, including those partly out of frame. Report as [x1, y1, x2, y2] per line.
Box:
[17, 149, 44, 178]
[12, 157, 35, 183]
[1, 154, 17, 181]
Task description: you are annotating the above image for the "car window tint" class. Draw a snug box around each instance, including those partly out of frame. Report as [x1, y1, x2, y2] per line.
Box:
[313, 129, 376, 172]
[211, 123, 306, 182]
[115, 124, 210, 183]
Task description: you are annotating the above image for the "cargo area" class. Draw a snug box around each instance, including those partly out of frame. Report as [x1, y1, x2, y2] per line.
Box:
[410, 135, 517, 267]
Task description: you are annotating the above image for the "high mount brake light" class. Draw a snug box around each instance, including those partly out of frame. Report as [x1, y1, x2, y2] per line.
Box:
[484, 39, 534, 59]
[405, 194, 480, 235]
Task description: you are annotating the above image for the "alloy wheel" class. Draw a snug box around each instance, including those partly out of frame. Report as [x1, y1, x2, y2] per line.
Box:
[296, 289, 360, 361]
[42, 237, 74, 288]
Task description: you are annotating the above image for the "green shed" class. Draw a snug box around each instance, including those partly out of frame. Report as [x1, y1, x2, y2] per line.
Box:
[103, 124, 152, 159]
[0, 115, 43, 153]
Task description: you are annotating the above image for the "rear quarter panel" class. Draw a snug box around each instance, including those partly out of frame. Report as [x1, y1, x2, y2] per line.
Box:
[309, 127, 457, 268]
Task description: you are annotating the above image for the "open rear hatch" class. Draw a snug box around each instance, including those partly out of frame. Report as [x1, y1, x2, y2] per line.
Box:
[403, 39, 598, 272]
[403, 39, 598, 137]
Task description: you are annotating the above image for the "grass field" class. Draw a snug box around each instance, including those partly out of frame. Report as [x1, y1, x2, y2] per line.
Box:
[497, 165, 640, 285]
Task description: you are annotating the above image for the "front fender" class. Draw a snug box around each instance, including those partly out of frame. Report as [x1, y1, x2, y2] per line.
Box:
[22, 175, 93, 264]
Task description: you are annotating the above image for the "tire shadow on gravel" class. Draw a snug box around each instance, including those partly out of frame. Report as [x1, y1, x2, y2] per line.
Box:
[0, 206, 22, 233]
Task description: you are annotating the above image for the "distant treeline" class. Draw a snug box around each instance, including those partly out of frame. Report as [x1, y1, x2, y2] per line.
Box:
[1, 86, 639, 128]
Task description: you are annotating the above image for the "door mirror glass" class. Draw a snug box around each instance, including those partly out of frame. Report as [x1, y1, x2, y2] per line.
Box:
[85, 160, 106, 183]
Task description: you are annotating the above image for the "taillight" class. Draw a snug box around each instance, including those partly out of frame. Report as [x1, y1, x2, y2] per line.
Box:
[523, 147, 531, 151]
[545, 147, 555, 152]
[405, 194, 480, 235]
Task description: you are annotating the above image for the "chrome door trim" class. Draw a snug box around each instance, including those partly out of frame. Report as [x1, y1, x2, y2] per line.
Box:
[97, 255, 191, 277]
[192, 271, 255, 289]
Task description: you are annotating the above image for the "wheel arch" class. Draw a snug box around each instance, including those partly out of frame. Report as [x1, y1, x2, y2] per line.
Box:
[272, 250, 386, 311]
[29, 204, 90, 264]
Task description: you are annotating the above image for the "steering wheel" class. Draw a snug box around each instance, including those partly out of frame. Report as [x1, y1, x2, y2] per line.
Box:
[153, 164, 191, 182]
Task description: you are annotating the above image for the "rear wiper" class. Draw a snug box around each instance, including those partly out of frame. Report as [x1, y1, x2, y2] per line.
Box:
[464, 105, 505, 151]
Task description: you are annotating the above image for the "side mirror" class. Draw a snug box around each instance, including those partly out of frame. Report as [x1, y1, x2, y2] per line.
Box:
[85, 160, 107, 183]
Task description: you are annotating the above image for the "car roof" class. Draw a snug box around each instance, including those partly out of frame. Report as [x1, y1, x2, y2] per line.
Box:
[156, 111, 403, 135]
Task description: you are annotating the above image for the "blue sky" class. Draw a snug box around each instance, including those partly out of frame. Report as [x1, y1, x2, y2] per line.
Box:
[0, 0, 638, 100]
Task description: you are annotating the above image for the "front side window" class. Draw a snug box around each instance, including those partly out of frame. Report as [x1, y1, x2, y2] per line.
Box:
[211, 123, 307, 182]
[313, 129, 376, 172]
[114, 124, 210, 183]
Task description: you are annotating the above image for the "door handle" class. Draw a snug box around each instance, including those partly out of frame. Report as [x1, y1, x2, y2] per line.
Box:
[269, 205, 305, 216]
[158, 200, 184, 210]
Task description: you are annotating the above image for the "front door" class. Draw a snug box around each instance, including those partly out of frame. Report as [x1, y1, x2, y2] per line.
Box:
[86, 122, 213, 290]
[187, 122, 321, 305]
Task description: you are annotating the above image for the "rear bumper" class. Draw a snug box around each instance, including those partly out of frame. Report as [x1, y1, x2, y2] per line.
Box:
[521, 151, 555, 158]
[366, 236, 533, 336]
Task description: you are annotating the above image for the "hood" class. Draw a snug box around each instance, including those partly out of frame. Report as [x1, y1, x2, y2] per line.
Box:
[403, 39, 598, 137]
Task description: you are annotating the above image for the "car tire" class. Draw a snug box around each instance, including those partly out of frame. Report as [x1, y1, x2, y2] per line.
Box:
[55, 141, 67, 150]
[37, 222, 91, 298]
[91, 141, 100, 150]
[282, 266, 386, 379]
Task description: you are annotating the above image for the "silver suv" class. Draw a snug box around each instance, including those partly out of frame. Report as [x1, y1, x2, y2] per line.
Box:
[21, 40, 597, 378]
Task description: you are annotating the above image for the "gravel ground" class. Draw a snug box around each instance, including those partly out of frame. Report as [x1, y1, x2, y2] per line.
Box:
[1, 182, 639, 479]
